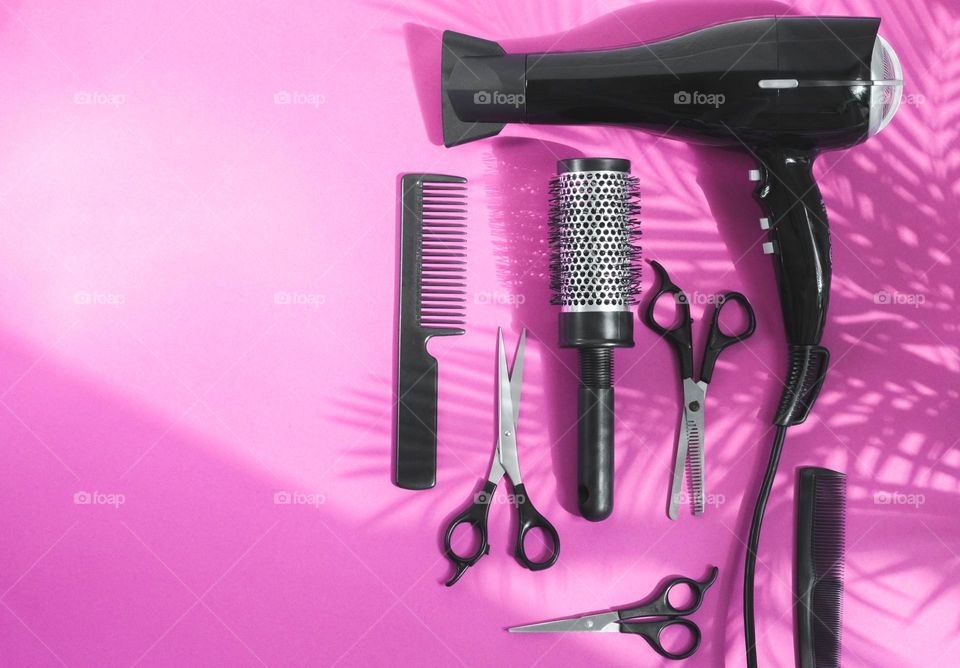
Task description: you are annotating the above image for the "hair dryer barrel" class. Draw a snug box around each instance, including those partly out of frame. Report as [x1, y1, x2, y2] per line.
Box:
[442, 17, 886, 150]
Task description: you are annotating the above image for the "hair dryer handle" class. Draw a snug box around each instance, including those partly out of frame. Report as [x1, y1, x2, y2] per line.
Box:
[753, 148, 831, 346]
[753, 148, 832, 425]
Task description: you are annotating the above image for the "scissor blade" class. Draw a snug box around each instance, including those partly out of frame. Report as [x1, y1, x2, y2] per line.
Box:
[497, 329, 522, 485]
[668, 415, 689, 520]
[687, 382, 707, 516]
[509, 612, 620, 633]
[509, 328, 525, 425]
[684, 380, 707, 516]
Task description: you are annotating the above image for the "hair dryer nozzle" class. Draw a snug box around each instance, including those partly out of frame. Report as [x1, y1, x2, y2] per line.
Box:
[441, 31, 521, 147]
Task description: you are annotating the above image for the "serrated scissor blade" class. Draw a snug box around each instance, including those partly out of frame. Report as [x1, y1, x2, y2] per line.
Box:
[670, 379, 707, 518]
[686, 415, 704, 515]
[685, 380, 707, 516]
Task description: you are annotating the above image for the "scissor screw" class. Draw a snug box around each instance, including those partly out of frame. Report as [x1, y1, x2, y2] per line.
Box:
[688, 401, 701, 412]
[504, 430, 512, 437]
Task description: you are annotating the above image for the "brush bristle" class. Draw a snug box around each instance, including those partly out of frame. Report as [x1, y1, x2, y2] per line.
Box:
[548, 169, 641, 310]
[417, 179, 466, 329]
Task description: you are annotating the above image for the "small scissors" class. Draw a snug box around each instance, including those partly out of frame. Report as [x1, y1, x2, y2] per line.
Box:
[509, 566, 719, 660]
[644, 261, 755, 519]
[442, 328, 559, 586]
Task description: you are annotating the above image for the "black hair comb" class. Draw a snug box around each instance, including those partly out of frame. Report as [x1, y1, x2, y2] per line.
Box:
[796, 467, 846, 668]
[394, 173, 467, 489]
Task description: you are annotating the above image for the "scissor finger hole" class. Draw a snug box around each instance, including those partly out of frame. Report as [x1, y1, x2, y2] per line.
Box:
[449, 521, 483, 560]
[717, 297, 750, 337]
[521, 527, 556, 564]
[652, 292, 683, 329]
[658, 622, 696, 656]
[667, 581, 696, 609]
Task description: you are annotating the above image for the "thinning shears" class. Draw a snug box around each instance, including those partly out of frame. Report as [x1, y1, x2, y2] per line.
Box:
[644, 261, 755, 519]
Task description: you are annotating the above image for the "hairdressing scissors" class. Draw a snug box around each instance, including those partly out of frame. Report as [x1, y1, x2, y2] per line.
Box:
[509, 566, 719, 660]
[442, 328, 559, 586]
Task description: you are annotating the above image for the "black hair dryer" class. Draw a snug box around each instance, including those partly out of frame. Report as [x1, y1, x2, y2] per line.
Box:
[441, 16, 902, 427]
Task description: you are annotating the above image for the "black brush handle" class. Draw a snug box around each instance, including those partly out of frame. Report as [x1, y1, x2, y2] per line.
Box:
[577, 348, 614, 521]
[395, 332, 438, 489]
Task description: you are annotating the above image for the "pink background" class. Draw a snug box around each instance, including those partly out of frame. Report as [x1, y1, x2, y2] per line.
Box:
[0, 0, 956, 666]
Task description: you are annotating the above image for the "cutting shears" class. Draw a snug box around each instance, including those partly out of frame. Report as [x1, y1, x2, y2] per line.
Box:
[509, 566, 719, 660]
[644, 260, 755, 519]
[442, 328, 559, 586]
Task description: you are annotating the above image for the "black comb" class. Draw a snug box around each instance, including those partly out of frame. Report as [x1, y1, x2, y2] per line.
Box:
[394, 173, 467, 490]
[796, 467, 846, 668]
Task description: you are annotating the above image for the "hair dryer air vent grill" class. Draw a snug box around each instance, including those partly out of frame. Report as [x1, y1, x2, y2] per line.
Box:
[869, 35, 903, 136]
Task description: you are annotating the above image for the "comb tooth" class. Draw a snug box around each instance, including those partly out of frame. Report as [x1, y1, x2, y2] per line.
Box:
[420, 318, 465, 327]
[422, 270, 465, 277]
[422, 315, 466, 322]
[422, 263, 466, 269]
[420, 302, 465, 310]
[414, 174, 467, 333]
[421, 281, 464, 288]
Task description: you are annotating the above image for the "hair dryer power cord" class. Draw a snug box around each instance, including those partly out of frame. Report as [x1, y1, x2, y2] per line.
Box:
[744, 423, 789, 668]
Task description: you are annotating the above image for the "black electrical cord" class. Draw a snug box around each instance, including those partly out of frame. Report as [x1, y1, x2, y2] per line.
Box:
[744, 423, 789, 668]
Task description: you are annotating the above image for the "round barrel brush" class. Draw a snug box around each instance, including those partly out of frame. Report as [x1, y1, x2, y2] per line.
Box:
[549, 158, 641, 521]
